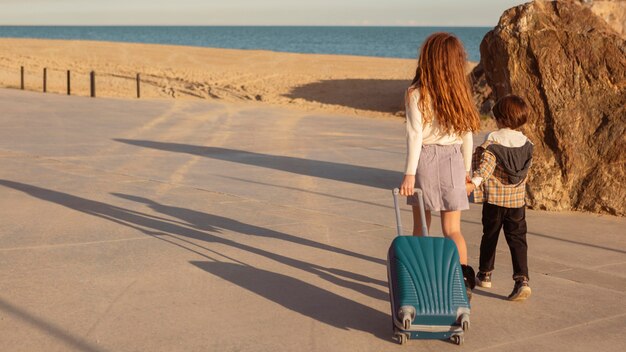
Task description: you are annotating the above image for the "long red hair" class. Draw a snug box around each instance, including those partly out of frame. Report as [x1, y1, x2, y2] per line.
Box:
[408, 32, 480, 134]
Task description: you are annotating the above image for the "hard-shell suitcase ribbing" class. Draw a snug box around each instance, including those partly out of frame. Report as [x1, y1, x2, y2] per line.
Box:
[387, 188, 470, 345]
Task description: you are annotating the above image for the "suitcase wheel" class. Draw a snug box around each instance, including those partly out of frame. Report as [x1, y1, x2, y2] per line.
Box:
[394, 332, 408, 345]
[403, 317, 411, 330]
[461, 313, 470, 331]
[398, 306, 415, 330]
[451, 334, 464, 346]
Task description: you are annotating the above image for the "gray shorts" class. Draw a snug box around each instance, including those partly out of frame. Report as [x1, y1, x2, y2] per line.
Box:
[407, 144, 470, 212]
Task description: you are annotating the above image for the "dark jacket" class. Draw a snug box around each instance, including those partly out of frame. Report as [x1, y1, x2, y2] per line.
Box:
[485, 141, 534, 184]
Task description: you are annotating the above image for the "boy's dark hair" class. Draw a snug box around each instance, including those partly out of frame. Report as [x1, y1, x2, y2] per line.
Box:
[492, 95, 529, 129]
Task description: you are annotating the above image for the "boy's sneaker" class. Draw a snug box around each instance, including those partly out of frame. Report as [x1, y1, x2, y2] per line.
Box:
[508, 277, 531, 301]
[476, 271, 492, 288]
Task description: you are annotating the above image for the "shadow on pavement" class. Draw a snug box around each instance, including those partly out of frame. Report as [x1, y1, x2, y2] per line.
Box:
[0, 297, 106, 352]
[472, 288, 509, 301]
[113, 139, 402, 190]
[112, 193, 387, 268]
[190, 261, 391, 341]
[433, 213, 626, 255]
[0, 179, 388, 303]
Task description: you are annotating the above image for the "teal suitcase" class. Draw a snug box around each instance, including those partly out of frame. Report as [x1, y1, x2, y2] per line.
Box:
[387, 188, 470, 345]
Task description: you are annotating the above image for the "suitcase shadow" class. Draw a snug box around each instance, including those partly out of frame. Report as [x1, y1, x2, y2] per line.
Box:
[191, 261, 393, 342]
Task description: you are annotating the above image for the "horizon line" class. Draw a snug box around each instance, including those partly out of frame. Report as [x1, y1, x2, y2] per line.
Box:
[0, 24, 494, 28]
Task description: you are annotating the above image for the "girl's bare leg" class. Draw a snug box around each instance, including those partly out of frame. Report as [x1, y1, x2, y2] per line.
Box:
[440, 210, 468, 265]
[412, 206, 431, 236]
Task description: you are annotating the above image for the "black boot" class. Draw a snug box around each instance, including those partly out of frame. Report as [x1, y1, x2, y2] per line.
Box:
[461, 265, 476, 301]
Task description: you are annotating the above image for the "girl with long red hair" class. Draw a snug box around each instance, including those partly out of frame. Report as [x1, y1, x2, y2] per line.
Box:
[399, 32, 480, 297]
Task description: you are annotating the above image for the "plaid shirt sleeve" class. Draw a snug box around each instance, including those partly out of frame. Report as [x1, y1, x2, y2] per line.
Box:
[470, 146, 496, 204]
[472, 148, 497, 182]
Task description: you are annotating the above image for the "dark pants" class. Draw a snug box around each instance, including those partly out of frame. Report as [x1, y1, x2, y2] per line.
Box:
[479, 203, 529, 280]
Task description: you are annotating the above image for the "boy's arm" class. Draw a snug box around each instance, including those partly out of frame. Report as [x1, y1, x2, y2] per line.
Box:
[471, 148, 497, 187]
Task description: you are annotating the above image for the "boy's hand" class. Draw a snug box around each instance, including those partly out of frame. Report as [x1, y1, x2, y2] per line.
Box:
[465, 181, 475, 196]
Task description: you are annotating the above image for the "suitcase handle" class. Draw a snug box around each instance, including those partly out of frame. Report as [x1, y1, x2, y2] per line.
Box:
[392, 188, 428, 237]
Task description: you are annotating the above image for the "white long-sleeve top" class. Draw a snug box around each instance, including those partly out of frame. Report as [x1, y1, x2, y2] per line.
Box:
[404, 90, 473, 175]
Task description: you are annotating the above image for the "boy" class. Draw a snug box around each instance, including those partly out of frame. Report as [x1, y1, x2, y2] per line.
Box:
[466, 95, 533, 301]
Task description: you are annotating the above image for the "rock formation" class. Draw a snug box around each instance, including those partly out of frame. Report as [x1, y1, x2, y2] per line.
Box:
[478, 0, 626, 216]
[472, 0, 625, 115]
[470, 63, 494, 115]
[579, 0, 626, 37]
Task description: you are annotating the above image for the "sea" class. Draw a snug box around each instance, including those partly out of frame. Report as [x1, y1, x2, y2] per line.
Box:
[0, 26, 491, 62]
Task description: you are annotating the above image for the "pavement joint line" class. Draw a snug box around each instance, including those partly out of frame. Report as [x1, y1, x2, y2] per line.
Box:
[0, 148, 197, 192]
[0, 148, 395, 230]
[589, 261, 626, 270]
[212, 174, 402, 212]
[2, 143, 398, 162]
[471, 311, 626, 352]
[0, 236, 150, 252]
[480, 255, 626, 296]
[356, 227, 397, 234]
[5, 149, 622, 295]
[253, 221, 306, 228]
[234, 143, 400, 155]
[525, 252, 626, 274]
[9, 142, 624, 276]
[0, 148, 50, 160]
[153, 232, 247, 266]
[543, 268, 575, 274]
[537, 271, 626, 296]
[0, 296, 108, 352]
[84, 279, 139, 338]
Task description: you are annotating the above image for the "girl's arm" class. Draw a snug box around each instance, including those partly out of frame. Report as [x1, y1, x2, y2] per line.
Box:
[404, 91, 423, 175]
[400, 90, 423, 196]
[461, 131, 473, 173]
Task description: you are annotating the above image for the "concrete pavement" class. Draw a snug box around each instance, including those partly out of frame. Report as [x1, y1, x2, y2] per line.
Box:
[0, 89, 624, 351]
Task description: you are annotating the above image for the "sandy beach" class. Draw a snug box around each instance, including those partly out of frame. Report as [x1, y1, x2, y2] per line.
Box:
[0, 38, 431, 118]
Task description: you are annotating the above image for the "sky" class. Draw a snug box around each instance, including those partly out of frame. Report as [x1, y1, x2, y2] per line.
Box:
[0, 0, 529, 26]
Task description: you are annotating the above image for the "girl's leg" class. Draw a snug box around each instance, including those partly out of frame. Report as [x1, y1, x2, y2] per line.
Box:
[440, 210, 467, 265]
[412, 206, 431, 236]
[441, 210, 476, 299]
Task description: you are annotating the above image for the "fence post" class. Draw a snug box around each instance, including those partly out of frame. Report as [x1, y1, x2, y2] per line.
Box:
[67, 70, 71, 95]
[136, 73, 141, 98]
[20, 66, 24, 90]
[43, 68, 47, 93]
[90, 71, 96, 98]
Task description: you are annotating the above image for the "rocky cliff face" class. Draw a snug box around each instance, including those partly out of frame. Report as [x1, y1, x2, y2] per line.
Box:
[579, 0, 626, 37]
[472, 0, 625, 115]
[479, 0, 626, 215]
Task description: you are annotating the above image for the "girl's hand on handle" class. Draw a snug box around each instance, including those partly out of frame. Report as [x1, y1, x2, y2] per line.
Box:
[465, 172, 474, 196]
[465, 182, 475, 196]
[400, 175, 416, 196]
